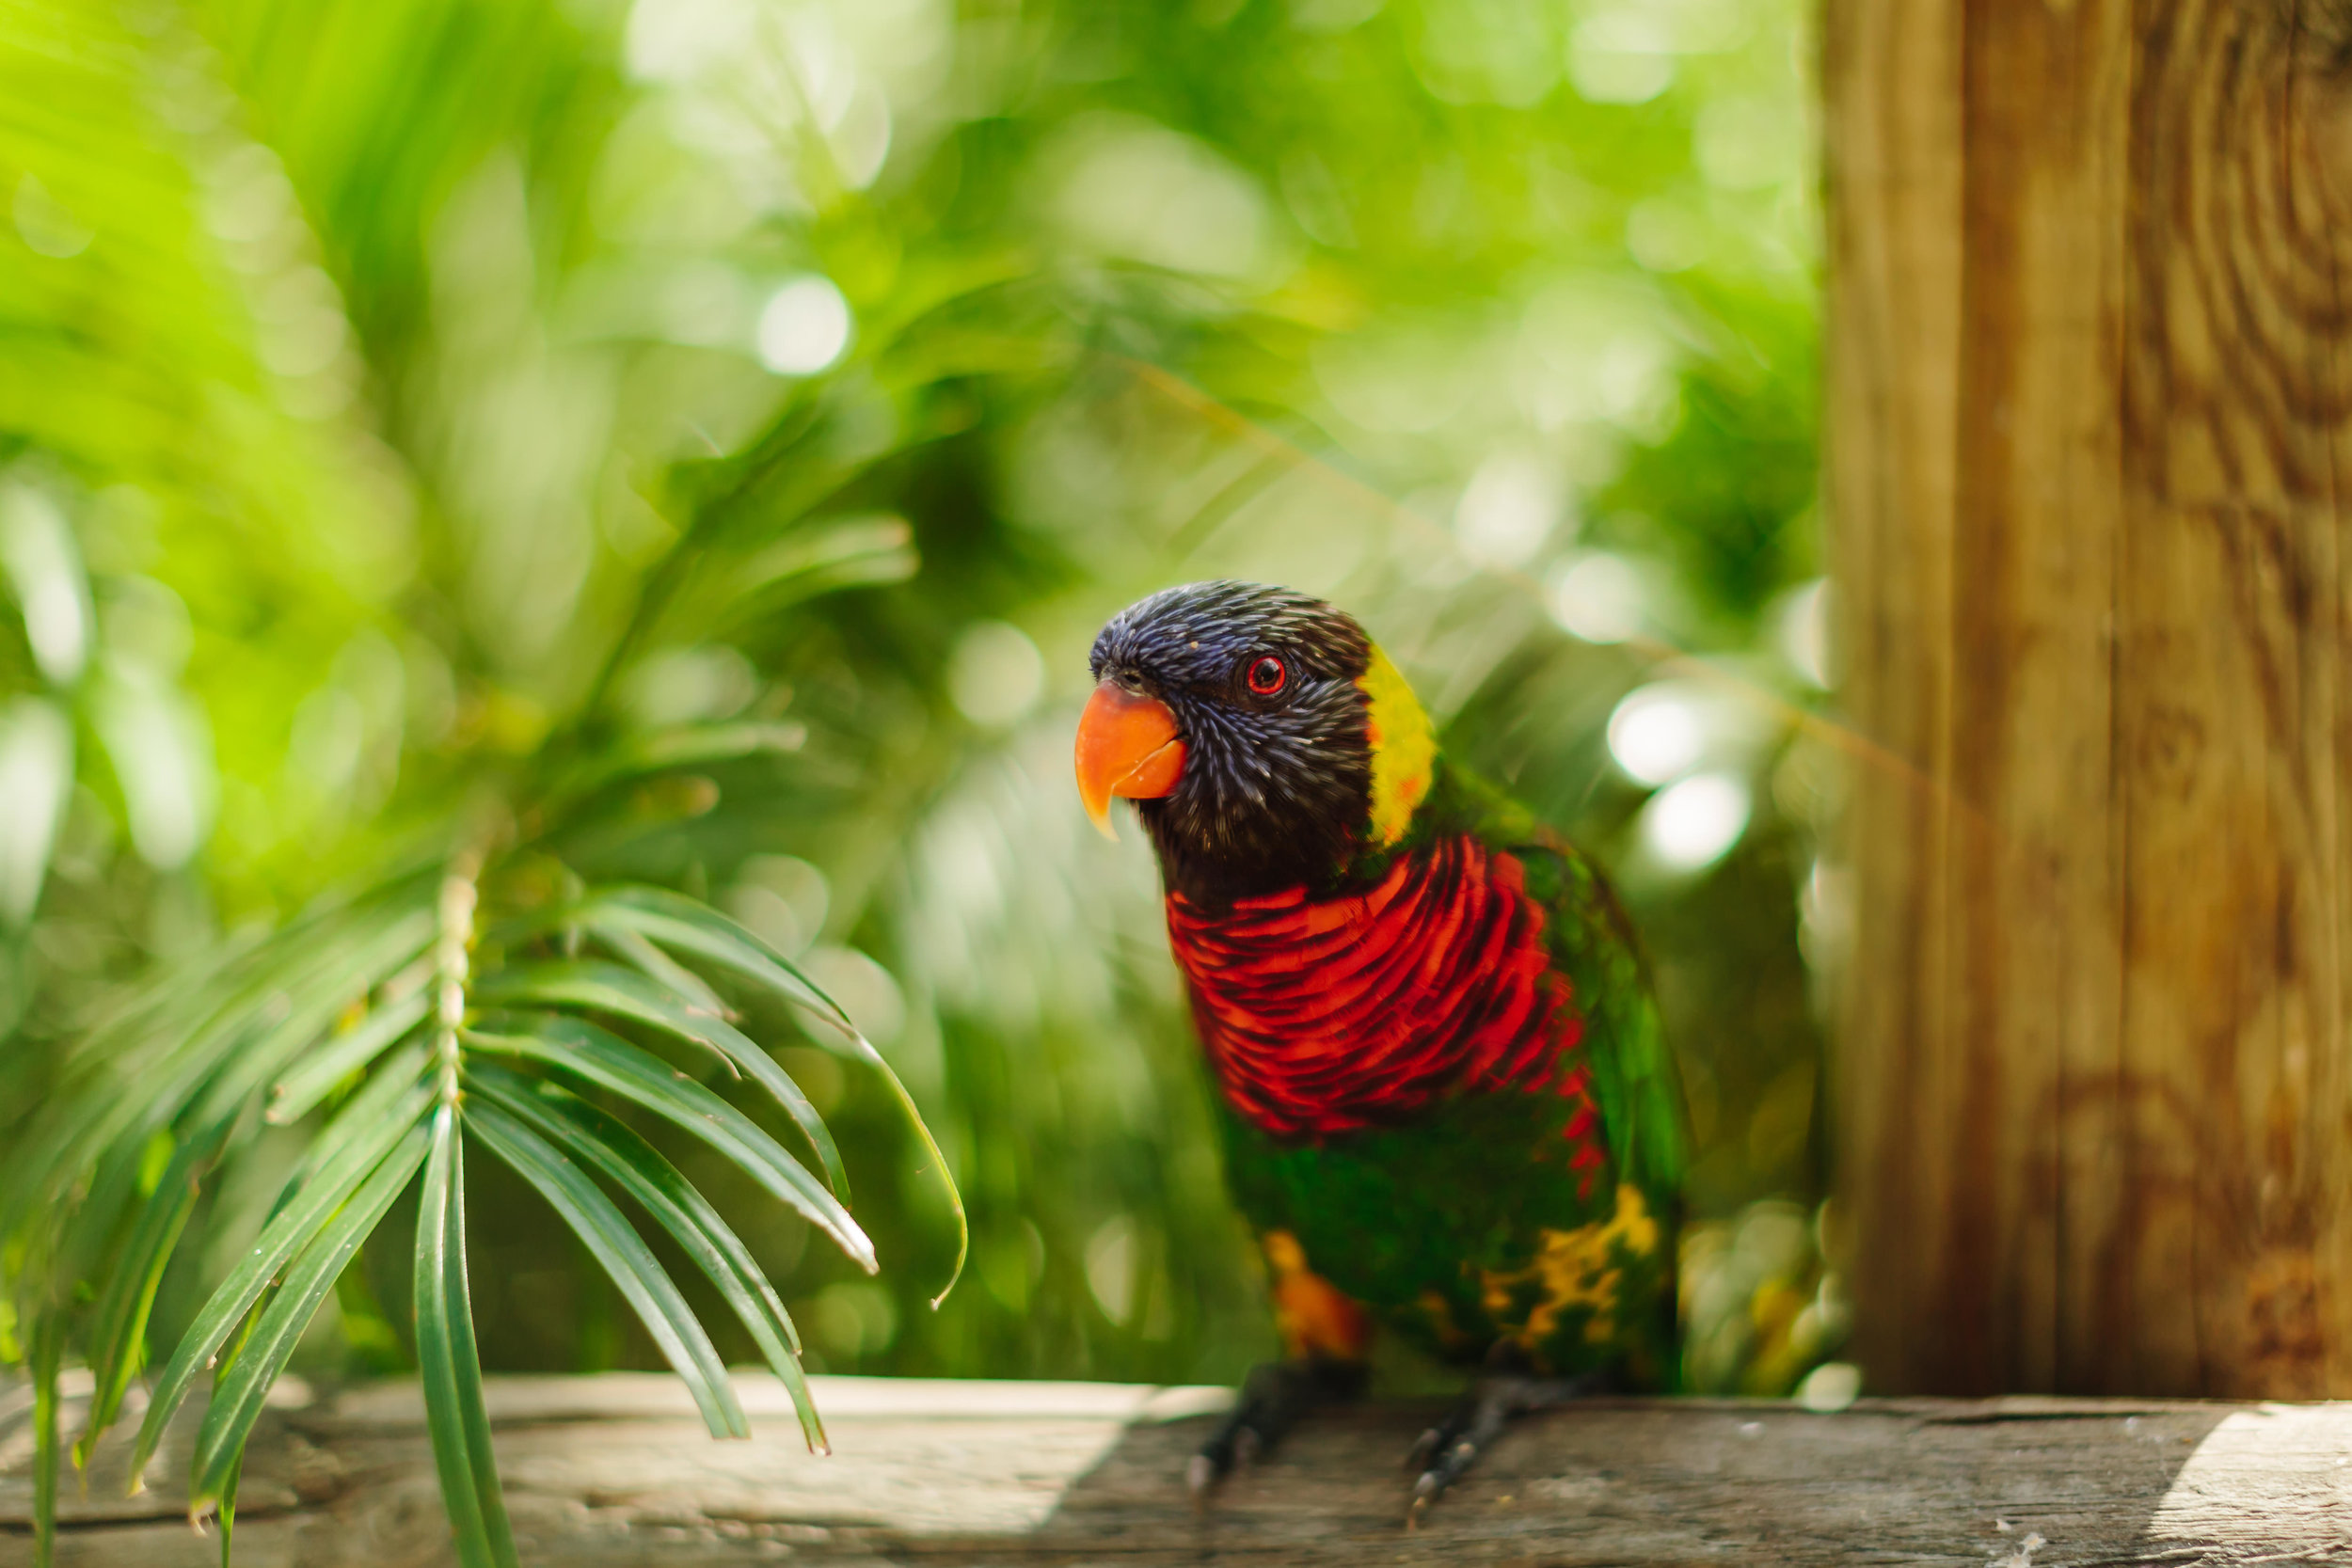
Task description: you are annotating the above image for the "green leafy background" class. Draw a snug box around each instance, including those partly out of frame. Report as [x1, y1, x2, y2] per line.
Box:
[1, 0, 1841, 1433]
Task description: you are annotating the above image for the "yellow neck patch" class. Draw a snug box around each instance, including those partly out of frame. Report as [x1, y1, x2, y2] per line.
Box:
[1358, 644, 1435, 847]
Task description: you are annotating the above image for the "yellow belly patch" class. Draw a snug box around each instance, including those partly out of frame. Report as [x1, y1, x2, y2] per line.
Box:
[1478, 1184, 1659, 1354]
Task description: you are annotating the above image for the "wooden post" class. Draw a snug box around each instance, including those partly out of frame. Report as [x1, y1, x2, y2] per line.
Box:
[1825, 0, 2352, 1395]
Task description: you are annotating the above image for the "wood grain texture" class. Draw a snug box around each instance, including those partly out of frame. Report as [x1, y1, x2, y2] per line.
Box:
[8, 1375, 2352, 1565]
[1826, 0, 2352, 1395]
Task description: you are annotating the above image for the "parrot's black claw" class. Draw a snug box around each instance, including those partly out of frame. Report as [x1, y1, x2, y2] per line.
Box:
[1404, 1370, 1613, 1524]
[1190, 1356, 1368, 1497]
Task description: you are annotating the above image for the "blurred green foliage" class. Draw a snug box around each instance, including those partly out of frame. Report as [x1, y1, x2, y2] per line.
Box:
[2, 0, 1839, 1399]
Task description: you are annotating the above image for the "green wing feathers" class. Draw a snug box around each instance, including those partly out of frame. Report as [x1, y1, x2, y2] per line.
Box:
[1430, 757, 1690, 1210]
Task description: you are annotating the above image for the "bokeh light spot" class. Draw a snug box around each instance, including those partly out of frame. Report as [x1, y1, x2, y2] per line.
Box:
[625, 0, 755, 82]
[1047, 117, 1277, 279]
[1086, 1214, 1136, 1323]
[1641, 771, 1751, 871]
[725, 853, 832, 958]
[949, 620, 1045, 728]
[802, 943, 907, 1046]
[1627, 199, 1709, 274]
[1568, 13, 1676, 104]
[1454, 452, 1563, 571]
[1547, 552, 1645, 643]
[0, 699, 72, 923]
[1798, 1360, 1863, 1412]
[1608, 685, 1705, 785]
[1778, 577, 1833, 688]
[757, 276, 852, 375]
[0, 484, 90, 683]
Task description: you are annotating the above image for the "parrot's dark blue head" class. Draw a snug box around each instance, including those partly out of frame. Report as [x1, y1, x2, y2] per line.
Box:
[1077, 581, 1397, 903]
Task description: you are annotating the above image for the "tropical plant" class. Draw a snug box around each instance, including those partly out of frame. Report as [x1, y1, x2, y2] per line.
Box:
[11, 879, 960, 1560]
[5, 0, 1833, 1558]
[1, 402, 968, 1566]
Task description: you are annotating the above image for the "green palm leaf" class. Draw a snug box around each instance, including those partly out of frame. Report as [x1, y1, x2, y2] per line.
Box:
[590, 924, 733, 1019]
[462, 1012, 874, 1270]
[466, 1063, 827, 1451]
[413, 1102, 519, 1568]
[547, 887, 968, 1300]
[267, 991, 433, 1127]
[466, 1101, 749, 1441]
[259, 1038, 437, 1221]
[20, 898, 436, 1288]
[542, 885, 851, 1026]
[28, 1314, 60, 1567]
[188, 1125, 430, 1511]
[475, 959, 850, 1200]
[128, 1069, 435, 1481]
[73, 1122, 229, 1467]
[215, 1454, 242, 1568]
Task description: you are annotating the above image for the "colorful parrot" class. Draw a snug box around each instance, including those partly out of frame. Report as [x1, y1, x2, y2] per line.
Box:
[1073, 581, 1687, 1513]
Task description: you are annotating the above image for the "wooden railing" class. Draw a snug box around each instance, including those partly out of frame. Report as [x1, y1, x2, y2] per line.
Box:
[6, 1373, 2348, 1563]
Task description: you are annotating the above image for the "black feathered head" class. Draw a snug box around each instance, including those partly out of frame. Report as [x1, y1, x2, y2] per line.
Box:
[1076, 581, 1435, 901]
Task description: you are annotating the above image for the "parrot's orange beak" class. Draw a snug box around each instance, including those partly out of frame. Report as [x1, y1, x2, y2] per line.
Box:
[1074, 682, 1185, 841]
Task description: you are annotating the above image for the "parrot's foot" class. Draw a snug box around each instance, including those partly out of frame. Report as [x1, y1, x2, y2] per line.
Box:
[1187, 1356, 1369, 1499]
[1404, 1370, 1614, 1525]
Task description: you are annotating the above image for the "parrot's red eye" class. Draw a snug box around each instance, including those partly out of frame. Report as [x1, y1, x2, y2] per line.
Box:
[1246, 656, 1287, 696]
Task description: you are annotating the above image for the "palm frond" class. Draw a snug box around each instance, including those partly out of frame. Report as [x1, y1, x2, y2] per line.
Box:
[476, 960, 852, 1200]
[539, 884, 970, 1301]
[462, 1012, 872, 1268]
[413, 1102, 517, 1568]
[465, 1063, 827, 1449]
[186, 1124, 429, 1511]
[465, 1101, 748, 1441]
[8, 844, 957, 1565]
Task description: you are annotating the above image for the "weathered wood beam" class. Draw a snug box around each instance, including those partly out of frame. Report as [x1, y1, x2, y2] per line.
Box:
[6, 1375, 2352, 1563]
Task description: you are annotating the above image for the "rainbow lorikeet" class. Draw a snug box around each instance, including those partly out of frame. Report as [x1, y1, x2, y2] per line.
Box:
[1074, 581, 1686, 1513]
